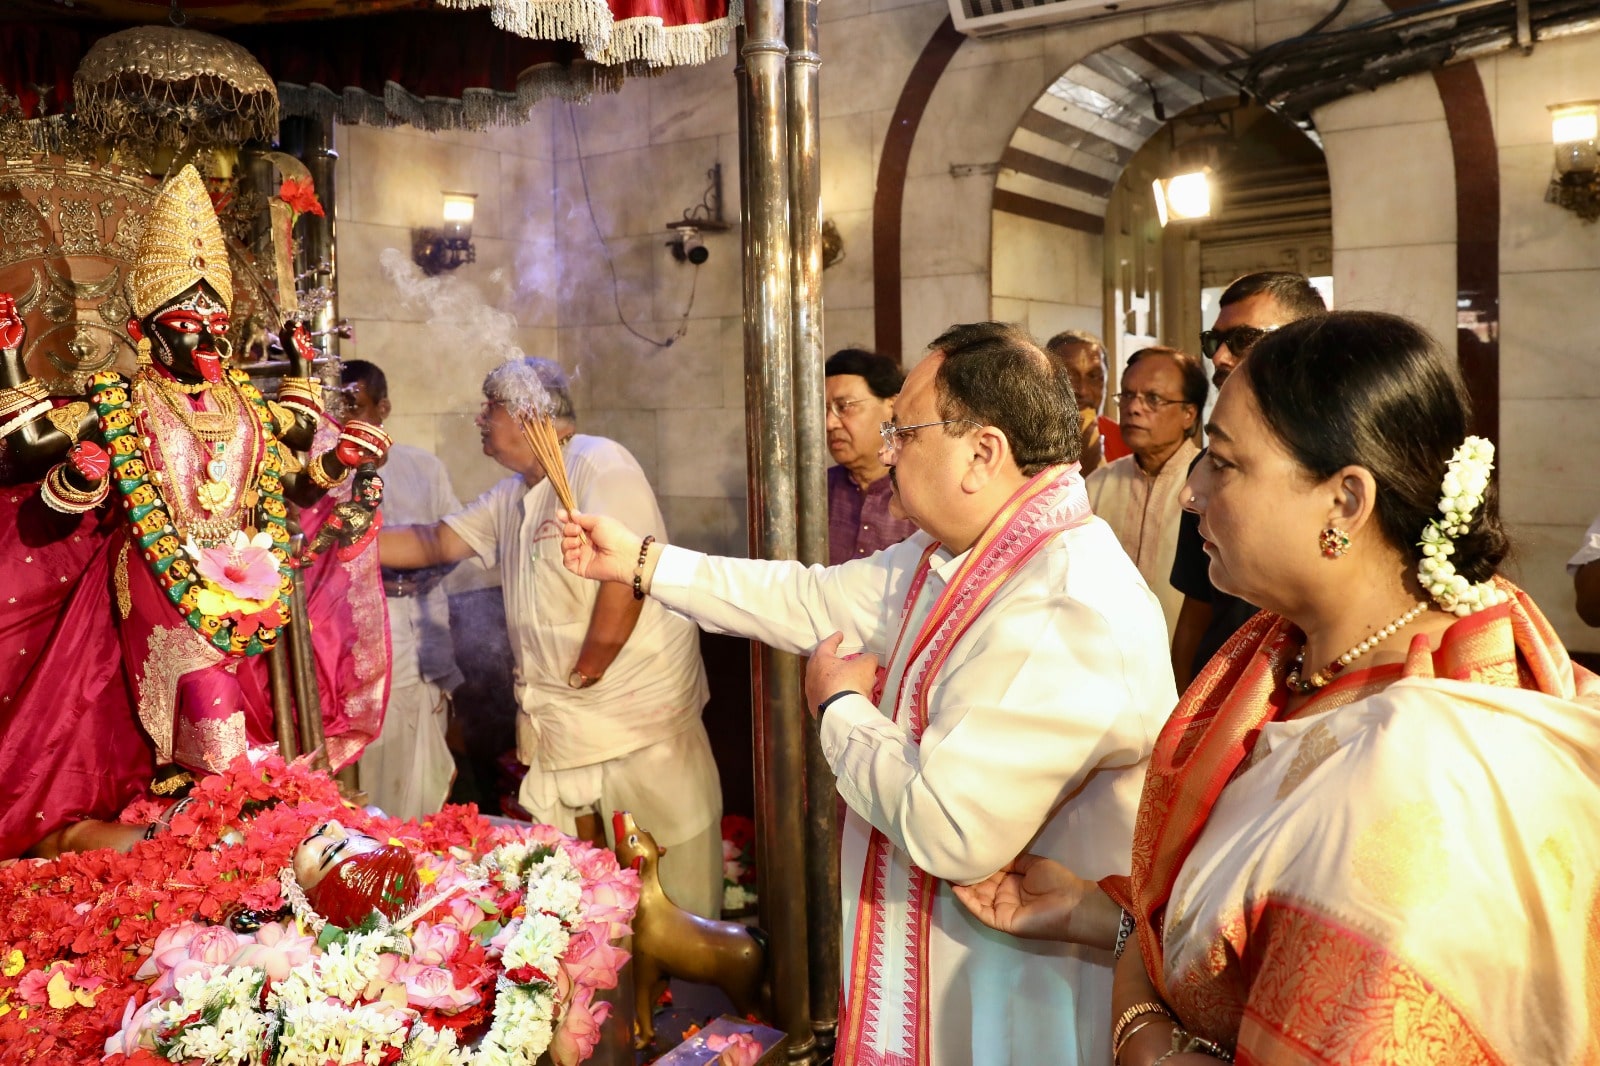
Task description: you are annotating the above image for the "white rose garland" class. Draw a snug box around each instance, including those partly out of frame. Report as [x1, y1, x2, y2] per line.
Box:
[1416, 435, 1509, 616]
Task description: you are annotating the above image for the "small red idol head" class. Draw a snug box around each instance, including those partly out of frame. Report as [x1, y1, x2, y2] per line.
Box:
[293, 820, 419, 928]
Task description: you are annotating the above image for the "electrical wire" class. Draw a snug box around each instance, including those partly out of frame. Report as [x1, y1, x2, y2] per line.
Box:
[565, 104, 698, 349]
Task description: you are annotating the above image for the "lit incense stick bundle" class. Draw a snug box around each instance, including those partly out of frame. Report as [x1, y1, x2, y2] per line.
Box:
[517, 411, 577, 515]
[496, 358, 582, 525]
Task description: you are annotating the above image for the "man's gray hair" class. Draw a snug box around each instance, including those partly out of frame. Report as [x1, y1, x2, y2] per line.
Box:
[482, 357, 576, 421]
[1044, 330, 1107, 361]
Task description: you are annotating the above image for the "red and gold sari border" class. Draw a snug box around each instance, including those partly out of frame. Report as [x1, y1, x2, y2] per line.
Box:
[1236, 897, 1506, 1066]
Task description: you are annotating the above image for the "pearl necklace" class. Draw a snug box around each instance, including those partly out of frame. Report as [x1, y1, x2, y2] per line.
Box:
[1285, 601, 1429, 695]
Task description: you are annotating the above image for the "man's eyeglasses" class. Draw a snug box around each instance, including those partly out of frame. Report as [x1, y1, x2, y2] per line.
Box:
[1116, 391, 1190, 411]
[826, 397, 872, 418]
[1199, 324, 1276, 360]
[879, 418, 981, 453]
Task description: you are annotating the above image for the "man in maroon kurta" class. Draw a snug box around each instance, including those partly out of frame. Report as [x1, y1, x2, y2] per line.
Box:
[825, 348, 917, 564]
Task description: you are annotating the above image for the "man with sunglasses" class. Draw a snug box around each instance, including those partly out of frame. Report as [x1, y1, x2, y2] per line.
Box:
[1170, 272, 1327, 688]
[825, 347, 918, 564]
[559, 322, 1175, 1066]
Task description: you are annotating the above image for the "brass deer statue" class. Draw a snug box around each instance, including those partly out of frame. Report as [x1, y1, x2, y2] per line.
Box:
[612, 810, 767, 1049]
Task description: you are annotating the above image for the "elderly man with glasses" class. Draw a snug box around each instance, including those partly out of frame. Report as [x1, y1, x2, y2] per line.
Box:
[1085, 346, 1208, 640]
[824, 347, 919, 564]
[1168, 272, 1327, 689]
[558, 321, 1175, 1066]
[376, 357, 724, 919]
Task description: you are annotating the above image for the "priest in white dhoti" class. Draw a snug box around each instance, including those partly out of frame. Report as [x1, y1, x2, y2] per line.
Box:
[341, 361, 463, 821]
[378, 357, 724, 919]
[560, 322, 1176, 1066]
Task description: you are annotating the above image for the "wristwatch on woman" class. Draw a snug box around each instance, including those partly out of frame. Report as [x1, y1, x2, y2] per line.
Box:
[567, 668, 602, 689]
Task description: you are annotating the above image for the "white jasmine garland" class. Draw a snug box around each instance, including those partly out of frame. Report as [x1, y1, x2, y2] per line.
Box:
[273, 999, 410, 1066]
[521, 847, 582, 917]
[1416, 436, 1509, 616]
[502, 910, 569, 974]
[153, 968, 270, 1066]
[476, 981, 559, 1065]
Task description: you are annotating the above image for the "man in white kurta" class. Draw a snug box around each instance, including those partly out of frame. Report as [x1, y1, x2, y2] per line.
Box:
[364, 442, 465, 819]
[561, 323, 1176, 1065]
[442, 434, 722, 916]
[1086, 348, 1206, 640]
[378, 358, 723, 918]
[1086, 435, 1200, 641]
[339, 361, 463, 821]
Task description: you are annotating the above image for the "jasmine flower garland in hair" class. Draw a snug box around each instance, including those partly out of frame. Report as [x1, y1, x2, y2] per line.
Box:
[1417, 436, 1509, 616]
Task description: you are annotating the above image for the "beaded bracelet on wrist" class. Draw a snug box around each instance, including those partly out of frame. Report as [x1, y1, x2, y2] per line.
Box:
[1152, 1028, 1233, 1064]
[632, 535, 657, 600]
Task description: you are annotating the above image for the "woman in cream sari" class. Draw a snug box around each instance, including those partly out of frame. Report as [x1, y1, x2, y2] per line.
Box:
[957, 311, 1600, 1065]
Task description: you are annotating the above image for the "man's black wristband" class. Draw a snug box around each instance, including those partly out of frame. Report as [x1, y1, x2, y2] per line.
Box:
[816, 690, 857, 719]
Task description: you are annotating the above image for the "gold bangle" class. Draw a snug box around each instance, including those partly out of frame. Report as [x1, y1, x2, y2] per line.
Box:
[278, 375, 323, 399]
[0, 378, 49, 419]
[1111, 1002, 1174, 1053]
[42, 464, 110, 513]
[304, 452, 348, 490]
[1113, 1015, 1168, 1065]
[277, 386, 322, 403]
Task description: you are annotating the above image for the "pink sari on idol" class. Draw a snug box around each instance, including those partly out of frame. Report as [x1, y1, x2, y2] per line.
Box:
[0, 418, 389, 858]
[1106, 582, 1600, 1065]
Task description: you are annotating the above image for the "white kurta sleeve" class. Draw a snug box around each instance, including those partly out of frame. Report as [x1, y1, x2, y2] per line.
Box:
[820, 589, 1152, 885]
[650, 542, 910, 658]
[432, 466, 463, 520]
[442, 482, 507, 570]
[1566, 512, 1600, 574]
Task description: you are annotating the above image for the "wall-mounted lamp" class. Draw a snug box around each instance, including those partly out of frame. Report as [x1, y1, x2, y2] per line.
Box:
[1152, 169, 1213, 226]
[664, 164, 729, 265]
[1152, 116, 1229, 228]
[413, 192, 478, 274]
[1546, 101, 1600, 223]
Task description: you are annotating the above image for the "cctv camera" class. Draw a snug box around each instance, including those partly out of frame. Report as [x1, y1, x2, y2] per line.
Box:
[670, 225, 709, 265]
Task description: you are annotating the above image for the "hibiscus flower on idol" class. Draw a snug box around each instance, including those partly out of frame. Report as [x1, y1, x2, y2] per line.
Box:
[187, 531, 287, 634]
[277, 176, 325, 220]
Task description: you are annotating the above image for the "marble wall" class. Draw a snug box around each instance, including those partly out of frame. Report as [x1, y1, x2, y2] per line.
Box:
[549, 70, 750, 558]
[331, 0, 1600, 648]
[333, 114, 558, 505]
[1482, 33, 1600, 650]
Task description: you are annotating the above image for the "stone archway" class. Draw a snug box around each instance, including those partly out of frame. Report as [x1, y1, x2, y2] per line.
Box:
[987, 31, 1334, 364]
[993, 32, 1251, 235]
